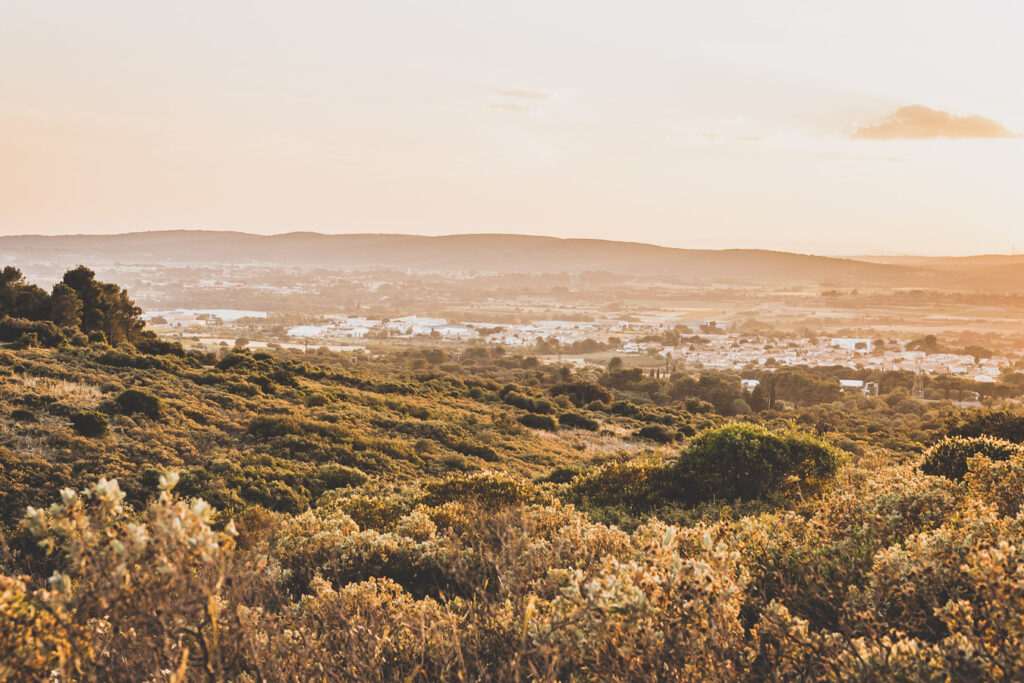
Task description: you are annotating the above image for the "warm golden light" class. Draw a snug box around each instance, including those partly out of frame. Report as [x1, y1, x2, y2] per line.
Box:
[1, 1, 1022, 254]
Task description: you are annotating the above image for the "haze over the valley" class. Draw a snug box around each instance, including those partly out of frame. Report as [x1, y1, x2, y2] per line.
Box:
[2, 1, 1022, 254]
[5, 231, 1024, 292]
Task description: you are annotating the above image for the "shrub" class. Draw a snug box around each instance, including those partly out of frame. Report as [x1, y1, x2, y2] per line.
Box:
[13, 332, 40, 349]
[133, 335, 185, 357]
[316, 464, 369, 491]
[113, 389, 163, 419]
[675, 424, 841, 504]
[558, 412, 599, 431]
[569, 458, 671, 510]
[14, 476, 246, 680]
[451, 439, 499, 461]
[519, 413, 558, 431]
[550, 381, 613, 406]
[0, 317, 66, 346]
[69, 410, 109, 438]
[324, 494, 407, 531]
[942, 407, 1024, 443]
[419, 471, 543, 508]
[216, 351, 257, 372]
[248, 414, 346, 440]
[966, 450, 1024, 516]
[6, 465, 1024, 681]
[610, 400, 640, 417]
[636, 424, 677, 443]
[531, 398, 557, 414]
[921, 435, 1020, 480]
[537, 465, 580, 484]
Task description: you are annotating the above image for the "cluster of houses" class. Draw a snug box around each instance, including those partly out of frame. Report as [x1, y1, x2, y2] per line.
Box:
[142, 309, 267, 328]
[661, 335, 1008, 382]
[283, 316, 603, 345]
[186, 280, 300, 294]
[144, 308, 1015, 383]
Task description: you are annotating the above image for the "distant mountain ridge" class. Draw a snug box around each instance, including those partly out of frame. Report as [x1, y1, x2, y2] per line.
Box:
[0, 230, 1018, 289]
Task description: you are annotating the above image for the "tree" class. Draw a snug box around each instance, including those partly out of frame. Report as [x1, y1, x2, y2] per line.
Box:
[1, 266, 50, 320]
[49, 283, 82, 328]
[962, 345, 993, 364]
[14, 285, 50, 320]
[748, 385, 767, 411]
[0, 266, 26, 314]
[62, 266, 104, 333]
[99, 282, 144, 344]
[907, 334, 941, 354]
[62, 266, 144, 344]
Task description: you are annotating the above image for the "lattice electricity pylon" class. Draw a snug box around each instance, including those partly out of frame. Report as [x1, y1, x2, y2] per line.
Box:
[911, 367, 925, 399]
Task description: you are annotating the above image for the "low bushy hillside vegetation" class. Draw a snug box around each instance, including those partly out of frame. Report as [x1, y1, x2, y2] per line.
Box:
[5, 442, 1024, 680]
[5, 268, 1024, 679]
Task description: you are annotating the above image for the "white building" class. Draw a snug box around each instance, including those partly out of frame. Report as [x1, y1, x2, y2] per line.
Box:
[839, 379, 865, 392]
[433, 324, 475, 339]
[830, 338, 872, 353]
[287, 325, 327, 338]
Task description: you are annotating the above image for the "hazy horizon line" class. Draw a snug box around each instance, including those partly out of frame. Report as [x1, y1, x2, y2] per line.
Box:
[1, 227, 1020, 261]
[2, 229, 1015, 262]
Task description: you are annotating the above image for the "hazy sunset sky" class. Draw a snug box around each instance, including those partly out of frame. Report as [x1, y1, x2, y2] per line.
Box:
[2, 1, 1022, 255]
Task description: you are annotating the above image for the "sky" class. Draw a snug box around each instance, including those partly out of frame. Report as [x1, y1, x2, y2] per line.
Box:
[1, 1, 1022, 255]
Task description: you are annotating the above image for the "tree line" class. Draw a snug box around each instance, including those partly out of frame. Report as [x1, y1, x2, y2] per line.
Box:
[0, 265, 144, 345]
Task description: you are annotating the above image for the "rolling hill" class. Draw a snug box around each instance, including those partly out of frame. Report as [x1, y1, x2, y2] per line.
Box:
[0, 230, 937, 285]
[3, 230, 1023, 289]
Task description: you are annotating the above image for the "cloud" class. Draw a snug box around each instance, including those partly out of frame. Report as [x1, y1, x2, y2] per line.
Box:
[853, 105, 1021, 140]
[499, 88, 550, 101]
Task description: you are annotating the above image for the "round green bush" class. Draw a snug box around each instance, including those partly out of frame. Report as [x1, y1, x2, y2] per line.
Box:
[675, 423, 841, 503]
[114, 389, 163, 419]
[558, 412, 599, 431]
[636, 424, 677, 443]
[519, 413, 557, 431]
[70, 410, 109, 438]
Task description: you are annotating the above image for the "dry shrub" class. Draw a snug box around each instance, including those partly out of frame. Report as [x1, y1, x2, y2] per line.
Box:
[5, 452, 1024, 681]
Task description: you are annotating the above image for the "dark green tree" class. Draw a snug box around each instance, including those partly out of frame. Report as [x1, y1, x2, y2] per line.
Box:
[49, 283, 83, 328]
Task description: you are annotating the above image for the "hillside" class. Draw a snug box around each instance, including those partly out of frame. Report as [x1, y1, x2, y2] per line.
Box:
[1, 230, 929, 285]
[6, 277, 1024, 677]
[7, 269, 1024, 679]
[5, 324, 1024, 679]
[855, 253, 1024, 269]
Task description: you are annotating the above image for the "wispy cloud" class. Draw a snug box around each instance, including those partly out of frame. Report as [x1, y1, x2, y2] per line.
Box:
[853, 105, 1021, 140]
[499, 88, 550, 101]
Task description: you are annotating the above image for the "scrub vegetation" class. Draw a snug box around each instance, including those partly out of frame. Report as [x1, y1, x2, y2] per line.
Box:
[4, 268, 1024, 680]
